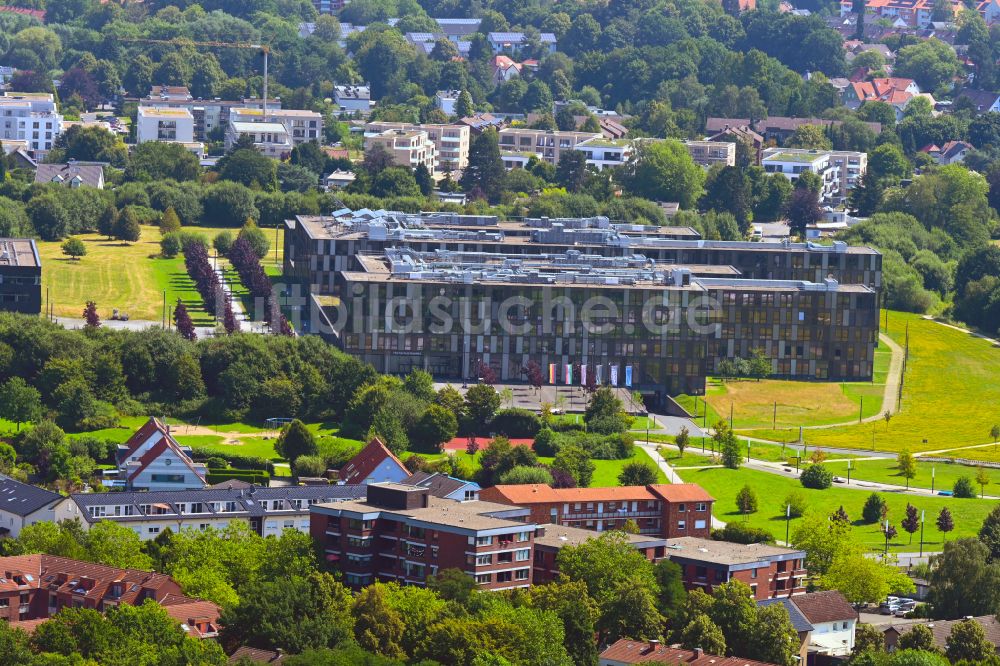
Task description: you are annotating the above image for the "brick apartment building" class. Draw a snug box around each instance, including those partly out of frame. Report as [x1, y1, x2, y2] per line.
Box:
[311, 483, 538, 590]
[0, 554, 220, 638]
[479, 483, 714, 538]
[665, 537, 807, 600]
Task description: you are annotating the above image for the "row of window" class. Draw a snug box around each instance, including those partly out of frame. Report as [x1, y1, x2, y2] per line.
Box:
[475, 568, 530, 584]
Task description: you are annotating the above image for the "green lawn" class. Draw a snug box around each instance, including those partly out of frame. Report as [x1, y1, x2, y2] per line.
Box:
[824, 457, 1000, 492]
[38, 225, 245, 325]
[743, 312, 1000, 453]
[675, 465, 995, 552]
[673, 346, 890, 431]
[182, 435, 280, 460]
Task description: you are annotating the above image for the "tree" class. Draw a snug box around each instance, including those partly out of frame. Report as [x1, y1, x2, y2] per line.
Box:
[83, 301, 100, 328]
[976, 467, 991, 498]
[498, 465, 554, 485]
[820, 545, 915, 604]
[85, 520, 153, 569]
[412, 404, 458, 453]
[786, 124, 833, 150]
[785, 491, 808, 518]
[113, 207, 142, 244]
[220, 572, 354, 654]
[979, 504, 1000, 562]
[936, 507, 954, 541]
[160, 207, 182, 235]
[556, 150, 588, 193]
[219, 149, 278, 191]
[954, 476, 976, 498]
[784, 187, 822, 238]
[946, 619, 994, 662]
[929, 538, 1000, 619]
[617, 460, 658, 486]
[353, 584, 406, 660]
[898, 624, 936, 652]
[461, 128, 504, 203]
[456, 91, 474, 118]
[126, 141, 201, 182]
[173, 301, 196, 341]
[0, 377, 41, 430]
[528, 579, 600, 666]
[676, 426, 690, 457]
[736, 484, 758, 515]
[464, 384, 501, 435]
[276, 419, 319, 464]
[414, 163, 433, 197]
[552, 444, 595, 487]
[862, 493, 887, 524]
[679, 612, 727, 654]
[715, 421, 741, 469]
[800, 464, 833, 489]
[27, 194, 70, 241]
[620, 140, 706, 209]
[61, 237, 87, 260]
[901, 503, 920, 544]
[897, 449, 916, 489]
[855, 623, 887, 654]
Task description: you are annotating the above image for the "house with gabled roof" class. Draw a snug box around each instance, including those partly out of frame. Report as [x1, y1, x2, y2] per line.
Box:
[760, 590, 857, 660]
[403, 471, 480, 501]
[111, 417, 207, 491]
[0, 553, 219, 637]
[34, 162, 104, 189]
[0, 475, 65, 538]
[335, 437, 409, 485]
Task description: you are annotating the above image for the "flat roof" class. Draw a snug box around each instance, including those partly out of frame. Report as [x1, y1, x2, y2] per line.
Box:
[314, 494, 533, 532]
[665, 536, 804, 566]
[138, 107, 193, 118]
[230, 121, 287, 133]
[0, 239, 40, 268]
[233, 108, 322, 118]
[763, 152, 827, 163]
[534, 524, 666, 550]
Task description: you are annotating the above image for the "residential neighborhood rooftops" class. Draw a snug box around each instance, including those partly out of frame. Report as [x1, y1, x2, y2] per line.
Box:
[34, 163, 104, 189]
[138, 107, 194, 118]
[314, 492, 533, 532]
[758, 597, 815, 632]
[0, 474, 62, 517]
[533, 524, 666, 550]
[787, 590, 858, 624]
[228, 646, 287, 663]
[664, 537, 804, 566]
[338, 437, 407, 484]
[886, 615, 1000, 652]
[599, 639, 779, 666]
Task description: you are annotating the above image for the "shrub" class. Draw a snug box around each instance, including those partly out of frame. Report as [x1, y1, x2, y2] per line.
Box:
[784, 490, 808, 518]
[736, 484, 758, 514]
[618, 460, 657, 486]
[491, 408, 541, 438]
[862, 492, 887, 523]
[954, 476, 977, 498]
[213, 231, 234, 256]
[160, 232, 183, 258]
[293, 454, 327, 478]
[800, 463, 833, 490]
[205, 457, 228, 470]
[712, 522, 775, 544]
[533, 428, 558, 456]
[498, 465, 554, 485]
[588, 412, 633, 435]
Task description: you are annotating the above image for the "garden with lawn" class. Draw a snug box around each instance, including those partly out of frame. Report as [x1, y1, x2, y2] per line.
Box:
[824, 456, 1000, 493]
[741, 312, 1000, 453]
[674, 464, 996, 553]
[674, 345, 891, 431]
[38, 224, 255, 325]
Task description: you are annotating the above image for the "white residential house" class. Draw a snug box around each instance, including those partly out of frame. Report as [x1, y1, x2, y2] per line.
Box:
[0, 92, 63, 156]
[229, 107, 323, 146]
[0, 476, 65, 538]
[762, 148, 867, 203]
[576, 137, 633, 170]
[333, 84, 373, 112]
[363, 128, 438, 172]
[225, 120, 293, 158]
[136, 106, 195, 144]
[435, 90, 462, 116]
[487, 32, 557, 55]
[111, 418, 207, 491]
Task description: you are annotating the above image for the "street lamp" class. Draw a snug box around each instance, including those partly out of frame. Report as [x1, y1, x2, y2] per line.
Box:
[791, 456, 801, 474]
[919, 510, 925, 558]
[884, 519, 890, 556]
[847, 459, 852, 485]
[931, 467, 935, 494]
[785, 504, 791, 545]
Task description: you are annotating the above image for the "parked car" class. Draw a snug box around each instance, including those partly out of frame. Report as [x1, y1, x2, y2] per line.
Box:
[879, 597, 900, 615]
[938, 490, 953, 496]
[895, 599, 917, 615]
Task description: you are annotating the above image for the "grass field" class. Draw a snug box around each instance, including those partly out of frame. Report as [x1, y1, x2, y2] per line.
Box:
[675, 346, 891, 430]
[38, 224, 284, 325]
[675, 465, 995, 552]
[824, 457, 1000, 492]
[741, 312, 1000, 453]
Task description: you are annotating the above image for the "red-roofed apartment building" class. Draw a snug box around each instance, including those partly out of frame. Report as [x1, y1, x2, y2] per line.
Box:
[479, 483, 714, 538]
[600, 639, 779, 666]
[335, 437, 409, 485]
[112, 418, 207, 491]
[843, 78, 920, 112]
[0, 554, 219, 638]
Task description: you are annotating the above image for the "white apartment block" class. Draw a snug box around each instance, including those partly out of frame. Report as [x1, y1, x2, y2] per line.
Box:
[225, 121, 293, 158]
[498, 128, 603, 167]
[229, 107, 323, 146]
[364, 128, 438, 172]
[366, 121, 469, 172]
[684, 140, 736, 168]
[0, 93, 63, 156]
[762, 148, 867, 203]
[576, 137, 633, 170]
[136, 106, 195, 144]
[138, 97, 280, 141]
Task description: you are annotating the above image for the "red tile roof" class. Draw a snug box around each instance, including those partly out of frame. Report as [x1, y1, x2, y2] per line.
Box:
[481, 484, 658, 504]
[648, 484, 715, 502]
[338, 437, 407, 484]
[160, 594, 222, 638]
[229, 646, 287, 663]
[120, 417, 206, 485]
[600, 639, 779, 666]
[789, 590, 858, 624]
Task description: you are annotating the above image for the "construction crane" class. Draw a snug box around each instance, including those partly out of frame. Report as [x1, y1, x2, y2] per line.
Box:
[119, 38, 272, 120]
